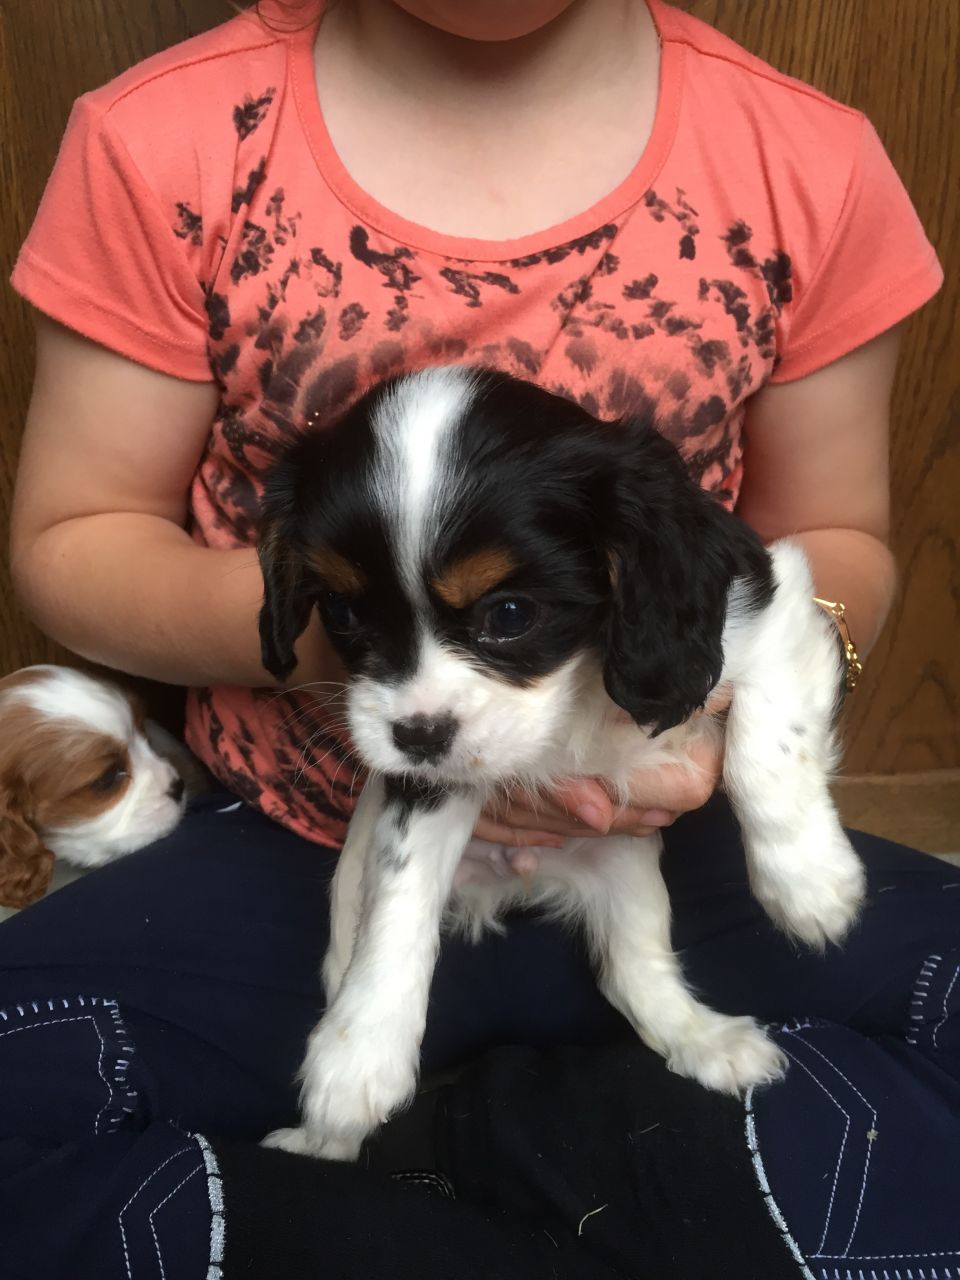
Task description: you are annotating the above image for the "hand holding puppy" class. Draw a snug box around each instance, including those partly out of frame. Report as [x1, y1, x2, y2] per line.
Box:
[476, 731, 723, 848]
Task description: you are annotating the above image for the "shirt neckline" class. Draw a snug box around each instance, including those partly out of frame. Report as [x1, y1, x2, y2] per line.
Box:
[288, 0, 684, 262]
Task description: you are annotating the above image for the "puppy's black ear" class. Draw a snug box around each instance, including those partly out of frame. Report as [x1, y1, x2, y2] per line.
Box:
[257, 460, 314, 683]
[600, 420, 771, 735]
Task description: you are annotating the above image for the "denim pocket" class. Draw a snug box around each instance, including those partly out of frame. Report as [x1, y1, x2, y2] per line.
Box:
[0, 994, 146, 1140]
[906, 949, 960, 1070]
[750, 1018, 960, 1280]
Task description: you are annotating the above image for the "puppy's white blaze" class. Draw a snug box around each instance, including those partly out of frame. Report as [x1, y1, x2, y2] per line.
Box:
[12, 664, 135, 740]
[370, 366, 478, 596]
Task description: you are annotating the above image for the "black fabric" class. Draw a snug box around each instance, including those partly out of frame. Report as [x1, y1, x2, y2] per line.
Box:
[213, 1138, 623, 1280]
[215, 1042, 798, 1280]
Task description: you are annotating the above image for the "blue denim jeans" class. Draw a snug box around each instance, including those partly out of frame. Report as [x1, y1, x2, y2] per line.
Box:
[0, 789, 957, 1279]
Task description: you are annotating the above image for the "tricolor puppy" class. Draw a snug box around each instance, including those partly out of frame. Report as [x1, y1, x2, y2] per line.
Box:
[257, 367, 865, 1161]
[0, 665, 186, 908]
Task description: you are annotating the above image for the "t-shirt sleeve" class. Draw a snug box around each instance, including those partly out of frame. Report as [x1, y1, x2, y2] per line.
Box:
[771, 117, 943, 383]
[11, 95, 213, 382]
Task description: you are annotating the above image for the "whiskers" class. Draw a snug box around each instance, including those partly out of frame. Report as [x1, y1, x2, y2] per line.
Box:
[291, 717, 356, 788]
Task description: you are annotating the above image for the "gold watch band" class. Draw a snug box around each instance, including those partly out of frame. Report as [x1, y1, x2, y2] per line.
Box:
[813, 597, 863, 693]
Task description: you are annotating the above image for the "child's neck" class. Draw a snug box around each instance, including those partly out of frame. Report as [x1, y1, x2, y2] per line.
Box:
[314, 0, 661, 241]
[326, 1, 653, 106]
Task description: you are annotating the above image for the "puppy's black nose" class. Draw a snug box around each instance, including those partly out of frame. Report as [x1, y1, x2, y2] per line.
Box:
[168, 776, 185, 803]
[392, 714, 457, 763]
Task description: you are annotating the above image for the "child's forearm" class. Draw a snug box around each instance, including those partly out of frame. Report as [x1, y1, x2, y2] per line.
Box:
[11, 512, 341, 688]
[786, 527, 896, 659]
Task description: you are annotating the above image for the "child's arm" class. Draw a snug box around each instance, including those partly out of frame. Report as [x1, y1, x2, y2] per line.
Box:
[735, 325, 901, 653]
[10, 316, 342, 688]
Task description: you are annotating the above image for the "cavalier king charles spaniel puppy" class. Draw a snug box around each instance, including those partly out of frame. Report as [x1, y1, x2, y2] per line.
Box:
[0, 665, 186, 909]
[256, 367, 866, 1161]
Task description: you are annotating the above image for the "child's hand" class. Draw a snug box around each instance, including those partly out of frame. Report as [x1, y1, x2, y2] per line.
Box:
[474, 734, 723, 849]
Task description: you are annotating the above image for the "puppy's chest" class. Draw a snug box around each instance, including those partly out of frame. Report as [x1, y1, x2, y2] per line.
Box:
[532, 713, 711, 793]
[456, 716, 717, 888]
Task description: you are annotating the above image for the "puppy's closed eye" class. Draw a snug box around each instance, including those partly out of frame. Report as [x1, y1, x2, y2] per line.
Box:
[86, 761, 129, 794]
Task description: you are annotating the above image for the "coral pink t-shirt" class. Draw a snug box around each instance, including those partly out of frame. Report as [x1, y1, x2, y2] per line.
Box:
[12, 0, 942, 846]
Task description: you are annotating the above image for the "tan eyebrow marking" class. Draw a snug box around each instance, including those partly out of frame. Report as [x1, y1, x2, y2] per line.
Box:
[431, 548, 518, 610]
[308, 548, 366, 595]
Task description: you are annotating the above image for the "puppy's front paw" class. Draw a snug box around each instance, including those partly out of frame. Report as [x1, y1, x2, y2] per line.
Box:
[749, 816, 866, 951]
[287, 1014, 420, 1162]
[666, 1012, 787, 1095]
[261, 1125, 363, 1162]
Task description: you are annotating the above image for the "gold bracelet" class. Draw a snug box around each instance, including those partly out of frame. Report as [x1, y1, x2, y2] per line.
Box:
[813, 597, 863, 693]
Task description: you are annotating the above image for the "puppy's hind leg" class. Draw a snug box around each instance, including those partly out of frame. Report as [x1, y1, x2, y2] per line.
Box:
[723, 545, 865, 950]
[582, 838, 786, 1095]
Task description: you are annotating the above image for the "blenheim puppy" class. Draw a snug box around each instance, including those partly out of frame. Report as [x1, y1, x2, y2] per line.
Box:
[0, 665, 186, 908]
[257, 367, 865, 1161]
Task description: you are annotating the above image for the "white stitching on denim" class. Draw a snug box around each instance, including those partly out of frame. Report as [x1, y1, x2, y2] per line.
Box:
[103, 1000, 139, 1127]
[194, 1134, 225, 1280]
[390, 1170, 455, 1197]
[119, 1148, 192, 1279]
[907, 956, 943, 1046]
[817, 1256, 960, 1263]
[781, 1017, 823, 1034]
[0, 993, 138, 1136]
[148, 1165, 202, 1280]
[744, 1085, 817, 1279]
[932, 964, 959, 1051]
[785, 1029, 879, 1258]
[0, 1015, 116, 1134]
[778, 1044, 851, 1254]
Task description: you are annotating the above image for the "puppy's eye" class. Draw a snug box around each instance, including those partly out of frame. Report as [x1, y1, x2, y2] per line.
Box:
[321, 591, 359, 634]
[89, 764, 127, 793]
[482, 597, 539, 642]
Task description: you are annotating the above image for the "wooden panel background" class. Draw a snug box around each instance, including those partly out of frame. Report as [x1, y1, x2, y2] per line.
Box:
[1, 0, 958, 774]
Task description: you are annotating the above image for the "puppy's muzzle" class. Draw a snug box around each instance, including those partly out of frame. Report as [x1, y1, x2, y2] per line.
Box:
[391, 714, 458, 764]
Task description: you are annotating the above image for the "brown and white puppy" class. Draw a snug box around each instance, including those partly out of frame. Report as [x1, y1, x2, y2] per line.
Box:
[0, 665, 186, 909]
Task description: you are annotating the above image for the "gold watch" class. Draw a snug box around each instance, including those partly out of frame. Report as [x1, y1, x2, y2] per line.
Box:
[813, 597, 863, 693]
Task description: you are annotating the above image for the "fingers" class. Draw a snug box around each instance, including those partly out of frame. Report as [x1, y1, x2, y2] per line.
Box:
[546, 778, 617, 833]
[476, 801, 665, 845]
[473, 814, 567, 849]
[474, 811, 662, 846]
[475, 736, 723, 848]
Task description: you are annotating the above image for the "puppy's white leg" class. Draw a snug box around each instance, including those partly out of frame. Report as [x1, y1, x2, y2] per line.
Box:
[322, 778, 383, 1005]
[584, 838, 786, 1094]
[266, 781, 481, 1161]
[725, 693, 865, 949]
[723, 548, 865, 949]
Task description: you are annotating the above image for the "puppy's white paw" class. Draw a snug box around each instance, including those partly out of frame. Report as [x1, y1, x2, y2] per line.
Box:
[289, 1014, 419, 1161]
[664, 1012, 787, 1095]
[261, 1125, 363, 1162]
[749, 817, 866, 951]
